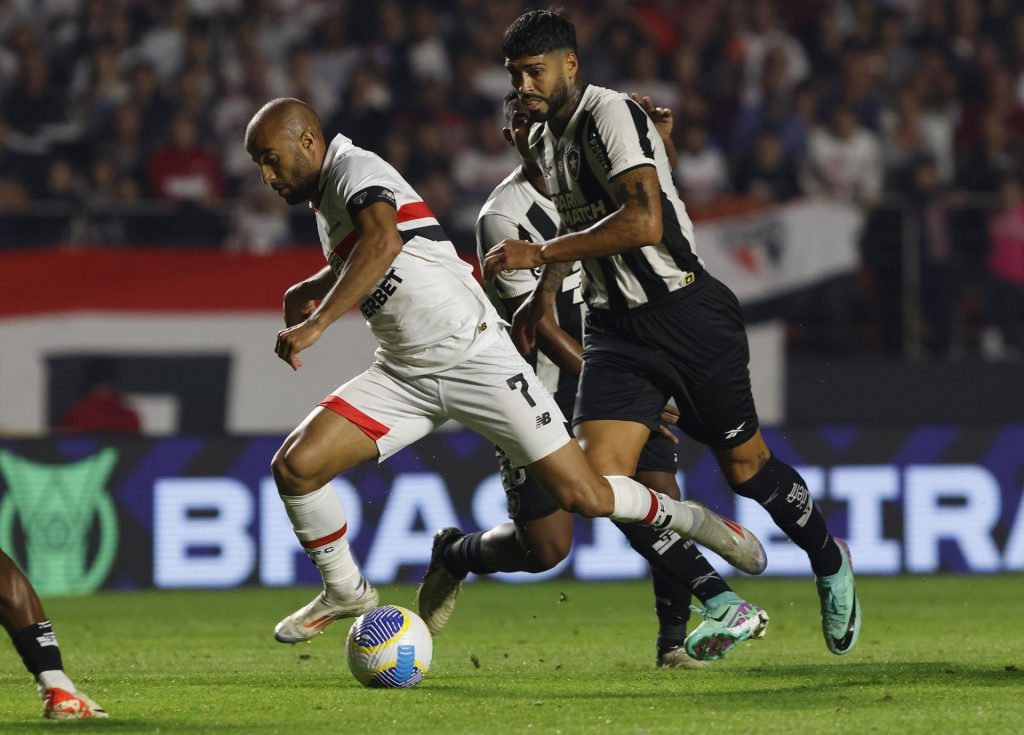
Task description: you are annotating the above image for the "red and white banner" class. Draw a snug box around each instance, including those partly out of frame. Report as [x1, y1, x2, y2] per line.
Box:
[694, 198, 863, 304]
[0, 199, 872, 434]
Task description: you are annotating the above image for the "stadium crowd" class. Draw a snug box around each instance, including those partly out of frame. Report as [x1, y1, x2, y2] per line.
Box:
[1, 0, 1023, 358]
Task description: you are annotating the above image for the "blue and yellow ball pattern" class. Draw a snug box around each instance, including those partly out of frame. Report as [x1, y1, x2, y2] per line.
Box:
[345, 605, 433, 688]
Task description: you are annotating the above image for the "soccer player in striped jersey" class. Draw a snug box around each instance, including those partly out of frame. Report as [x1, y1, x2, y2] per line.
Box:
[245, 98, 766, 648]
[484, 10, 861, 657]
[1, 550, 108, 719]
[418, 92, 769, 666]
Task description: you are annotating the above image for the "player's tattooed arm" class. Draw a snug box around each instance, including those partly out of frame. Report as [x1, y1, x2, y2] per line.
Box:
[537, 261, 574, 296]
[504, 287, 584, 374]
[522, 165, 663, 265]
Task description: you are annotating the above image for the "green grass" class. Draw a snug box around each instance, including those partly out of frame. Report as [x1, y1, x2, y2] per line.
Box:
[1, 577, 1021, 734]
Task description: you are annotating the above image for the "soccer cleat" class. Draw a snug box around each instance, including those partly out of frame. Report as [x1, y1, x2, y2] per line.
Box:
[416, 527, 466, 636]
[685, 501, 767, 575]
[817, 538, 861, 655]
[656, 643, 709, 669]
[274, 580, 379, 644]
[684, 599, 770, 661]
[43, 688, 109, 719]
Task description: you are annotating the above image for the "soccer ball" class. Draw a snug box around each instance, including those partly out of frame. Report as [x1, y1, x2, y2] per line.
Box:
[345, 605, 433, 688]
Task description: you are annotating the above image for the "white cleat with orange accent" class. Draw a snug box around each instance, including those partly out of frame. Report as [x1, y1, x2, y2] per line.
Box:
[274, 580, 379, 644]
[42, 688, 109, 719]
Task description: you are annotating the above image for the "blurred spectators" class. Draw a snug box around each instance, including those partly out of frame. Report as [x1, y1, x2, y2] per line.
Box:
[982, 174, 1024, 358]
[676, 122, 729, 206]
[801, 104, 882, 206]
[2, 0, 1024, 359]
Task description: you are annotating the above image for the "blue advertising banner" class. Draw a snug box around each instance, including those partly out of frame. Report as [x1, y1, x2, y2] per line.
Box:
[0, 425, 1022, 595]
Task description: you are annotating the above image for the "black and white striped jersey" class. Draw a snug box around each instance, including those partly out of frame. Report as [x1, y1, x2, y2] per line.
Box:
[476, 166, 585, 412]
[530, 84, 704, 311]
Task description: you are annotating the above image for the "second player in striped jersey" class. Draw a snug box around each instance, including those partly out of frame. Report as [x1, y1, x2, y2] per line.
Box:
[486, 9, 861, 657]
[461, 92, 770, 665]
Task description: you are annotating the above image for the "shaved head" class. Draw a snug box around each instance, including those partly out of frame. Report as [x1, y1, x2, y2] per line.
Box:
[245, 98, 327, 205]
[244, 97, 322, 153]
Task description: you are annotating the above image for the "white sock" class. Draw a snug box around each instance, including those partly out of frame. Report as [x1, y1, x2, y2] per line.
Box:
[280, 487, 363, 602]
[37, 670, 75, 693]
[605, 475, 698, 536]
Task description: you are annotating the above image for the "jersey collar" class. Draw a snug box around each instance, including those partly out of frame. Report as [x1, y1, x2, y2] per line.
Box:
[317, 133, 354, 195]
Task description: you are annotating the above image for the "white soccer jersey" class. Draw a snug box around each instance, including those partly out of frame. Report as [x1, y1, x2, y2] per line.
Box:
[475, 165, 584, 410]
[314, 134, 500, 375]
[530, 85, 705, 310]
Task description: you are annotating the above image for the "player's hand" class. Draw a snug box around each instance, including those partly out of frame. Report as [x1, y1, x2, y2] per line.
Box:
[509, 292, 551, 354]
[657, 400, 681, 444]
[631, 93, 674, 139]
[283, 286, 316, 328]
[275, 318, 324, 371]
[482, 239, 544, 281]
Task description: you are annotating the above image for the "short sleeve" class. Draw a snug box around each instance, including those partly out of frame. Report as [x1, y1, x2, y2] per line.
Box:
[476, 213, 540, 300]
[590, 97, 658, 180]
[331, 153, 400, 213]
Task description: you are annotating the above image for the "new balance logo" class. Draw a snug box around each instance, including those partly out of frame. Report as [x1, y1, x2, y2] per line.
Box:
[723, 421, 747, 440]
[787, 482, 814, 527]
[535, 412, 552, 428]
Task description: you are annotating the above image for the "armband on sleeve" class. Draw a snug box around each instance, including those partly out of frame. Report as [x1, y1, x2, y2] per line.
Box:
[346, 186, 397, 219]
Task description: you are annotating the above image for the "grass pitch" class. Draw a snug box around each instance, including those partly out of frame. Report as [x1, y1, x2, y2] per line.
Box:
[1, 576, 1021, 734]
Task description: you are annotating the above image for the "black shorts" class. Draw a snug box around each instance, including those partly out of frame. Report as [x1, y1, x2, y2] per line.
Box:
[574, 273, 759, 449]
[497, 426, 679, 522]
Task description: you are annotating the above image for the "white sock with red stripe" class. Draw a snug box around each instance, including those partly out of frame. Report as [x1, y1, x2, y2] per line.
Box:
[605, 475, 699, 536]
[280, 487, 364, 603]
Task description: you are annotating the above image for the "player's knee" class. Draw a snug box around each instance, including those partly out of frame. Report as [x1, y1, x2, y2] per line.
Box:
[271, 443, 324, 495]
[524, 537, 571, 572]
[554, 479, 613, 518]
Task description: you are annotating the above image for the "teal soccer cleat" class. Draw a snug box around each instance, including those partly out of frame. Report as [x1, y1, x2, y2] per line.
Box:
[817, 539, 861, 655]
[684, 595, 770, 661]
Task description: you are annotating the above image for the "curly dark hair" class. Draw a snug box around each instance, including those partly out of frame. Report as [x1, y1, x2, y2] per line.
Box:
[502, 9, 577, 60]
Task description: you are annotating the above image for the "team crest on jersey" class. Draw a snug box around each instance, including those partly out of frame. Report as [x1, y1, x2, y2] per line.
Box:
[565, 146, 581, 180]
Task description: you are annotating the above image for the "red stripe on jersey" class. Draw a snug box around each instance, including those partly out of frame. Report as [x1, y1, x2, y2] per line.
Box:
[396, 201, 434, 223]
[318, 396, 391, 441]
[333, 230, 360, 260]
[641, 489, 660, 525]
[301, 524, 348, 549]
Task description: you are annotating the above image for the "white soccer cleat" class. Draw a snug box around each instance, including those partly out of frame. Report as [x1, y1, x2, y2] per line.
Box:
[656, 645, 710, 669]
[274, 580, 379, 644]
[42, 688, 109, 719]
[416, 527, 466, 636]
[685, 501, 767, 575]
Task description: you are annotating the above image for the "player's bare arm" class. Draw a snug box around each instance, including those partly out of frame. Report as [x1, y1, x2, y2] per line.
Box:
[275, 201, 403, 370]
[507, 260, 574, 353]
[502, 289, 583, 374]
[482, 165, 663, 279]
[283, 265, 338, 327]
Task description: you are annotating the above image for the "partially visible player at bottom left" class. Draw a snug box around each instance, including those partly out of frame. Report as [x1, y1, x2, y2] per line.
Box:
[1, 549, 108, 719]
[243, 97, 766, 645]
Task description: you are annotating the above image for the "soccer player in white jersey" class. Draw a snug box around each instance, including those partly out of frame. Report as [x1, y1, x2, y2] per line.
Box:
[484, 10, 860, 656]
[417, 92, 769, 665]
[243, 98, 766, 645]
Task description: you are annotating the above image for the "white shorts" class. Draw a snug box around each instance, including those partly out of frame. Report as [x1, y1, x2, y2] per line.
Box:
[319, 332, 571, 467]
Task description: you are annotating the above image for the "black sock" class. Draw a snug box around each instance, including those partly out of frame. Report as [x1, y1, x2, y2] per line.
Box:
[651, 567, 690, 649]
[732, 455, 842, 576]
[441, 532, 495, 579]
[613, 522, 732, 603]
[11, 620, 63, 676]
